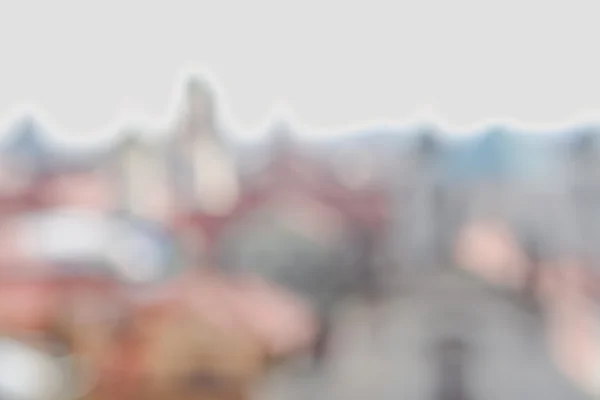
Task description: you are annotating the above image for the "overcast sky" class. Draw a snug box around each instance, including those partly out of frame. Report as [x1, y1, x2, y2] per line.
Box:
[0, 0, 598, 141]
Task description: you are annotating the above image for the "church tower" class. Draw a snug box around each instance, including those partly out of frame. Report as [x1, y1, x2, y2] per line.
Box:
[171, 75, 240, 217]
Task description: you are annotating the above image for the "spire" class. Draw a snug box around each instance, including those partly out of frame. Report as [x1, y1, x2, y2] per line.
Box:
[1, 115, 49, 176]
[4, 115, 47, 158]
[267, 118, 296, 157]
[181, 74, 218, 139]
[414, 125, 443, 161]
[476, 126, 514, 178]
[118, 126, 145, 151]
[570, 127, 599, 162]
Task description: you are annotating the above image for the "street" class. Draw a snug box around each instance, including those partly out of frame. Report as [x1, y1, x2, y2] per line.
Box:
[254, 270, 588, 400]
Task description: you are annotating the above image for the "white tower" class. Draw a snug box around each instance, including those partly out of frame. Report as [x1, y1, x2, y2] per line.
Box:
[174, 75, 239, 216]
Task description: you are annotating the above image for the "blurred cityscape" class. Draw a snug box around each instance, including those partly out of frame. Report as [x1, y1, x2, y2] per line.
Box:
[0, 74, 599, 400]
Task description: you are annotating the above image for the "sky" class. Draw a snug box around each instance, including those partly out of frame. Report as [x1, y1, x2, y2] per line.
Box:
[0, 0, 598, 142]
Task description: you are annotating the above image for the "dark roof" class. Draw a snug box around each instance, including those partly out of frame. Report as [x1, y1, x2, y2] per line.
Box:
[0, 115, 117, 175]
[2, 115, 49, 159]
